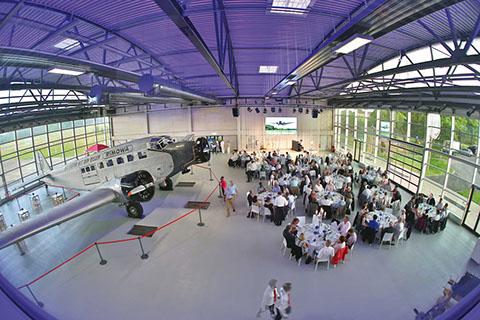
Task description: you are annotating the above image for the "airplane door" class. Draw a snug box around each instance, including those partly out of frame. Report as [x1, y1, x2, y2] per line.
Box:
[81, 165, 101, 185]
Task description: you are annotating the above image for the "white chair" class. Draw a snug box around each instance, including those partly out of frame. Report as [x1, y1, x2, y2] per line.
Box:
[251, 204, 260, 219]
[312, 214, 319, 226]
[258, 207, 270, 223]
[288, 201, 296, 218]
[380, 232, 394, 249]
[384, 207, 393, 215]
[315, 254, 331, 271]
[296, 216, 305, 227]
[281, 239, 288, 256]
[259, 171, 266, 180]
[396, 229, 407, 246]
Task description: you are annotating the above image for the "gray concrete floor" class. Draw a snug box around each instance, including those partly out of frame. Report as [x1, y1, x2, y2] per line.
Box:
[0, 153, 479, 320]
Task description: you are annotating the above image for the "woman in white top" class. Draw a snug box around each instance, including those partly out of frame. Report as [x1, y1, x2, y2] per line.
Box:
[275, 283, 292, 320]
[314, 181, 324, 193]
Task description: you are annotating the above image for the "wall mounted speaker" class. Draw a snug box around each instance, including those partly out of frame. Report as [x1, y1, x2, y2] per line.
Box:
[232, 107, 239, 117]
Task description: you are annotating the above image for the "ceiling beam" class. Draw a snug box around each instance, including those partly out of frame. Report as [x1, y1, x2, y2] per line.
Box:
[154, 0, 237, 95]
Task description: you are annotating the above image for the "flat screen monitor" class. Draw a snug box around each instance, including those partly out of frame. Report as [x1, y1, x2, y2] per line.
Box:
[265, 117, 297, 135]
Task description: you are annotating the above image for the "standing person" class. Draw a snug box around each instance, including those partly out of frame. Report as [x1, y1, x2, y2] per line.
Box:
[273, 191, 288, 226]
[219, 176, 227, 201]
[226, 140, 231, 154]
[225, 180, 237, 217]
[220, 139, 225, 154]
[275, 282, 292, 320]
[257, 279, 278, 318]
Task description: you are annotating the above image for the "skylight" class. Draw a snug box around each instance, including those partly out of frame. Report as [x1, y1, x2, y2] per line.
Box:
[54, 38, 80, 50]
[259, 65, 278, 74]
[271, 0, 312, 15]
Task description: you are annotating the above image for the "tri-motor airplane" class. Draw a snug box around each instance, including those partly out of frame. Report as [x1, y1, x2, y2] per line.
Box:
[0, 135, 210, 250]
[273, 120, 294, 126]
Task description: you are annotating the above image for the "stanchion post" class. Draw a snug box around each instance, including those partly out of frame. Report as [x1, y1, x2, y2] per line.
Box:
[197, 208, 205, 227]
[62, 187, 67, 200]
[209, 168, 213, 181]
[137, 237, 149, 259]
[94, 243, 107, 265]
[26, 285, 44, 308]
[208, 151, 211, 167]
[190, 166, 194, 175]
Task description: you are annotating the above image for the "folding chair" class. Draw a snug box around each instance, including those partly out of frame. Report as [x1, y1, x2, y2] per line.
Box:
[281, 238, 288, 256]
[380, 232, 394, 249]
[315, 255, 331, 271]
[251, 204, 260, 219]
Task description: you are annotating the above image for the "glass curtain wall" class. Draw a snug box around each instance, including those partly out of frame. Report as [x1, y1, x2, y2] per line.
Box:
[334, 109, 480, 222]
[0, 117, 111, 198]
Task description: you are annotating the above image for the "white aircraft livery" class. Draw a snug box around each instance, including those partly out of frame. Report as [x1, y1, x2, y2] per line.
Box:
[0, 135, 210, 250]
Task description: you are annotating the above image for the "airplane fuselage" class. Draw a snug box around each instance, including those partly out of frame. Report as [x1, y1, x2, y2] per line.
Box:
[42, 137, 195, 195]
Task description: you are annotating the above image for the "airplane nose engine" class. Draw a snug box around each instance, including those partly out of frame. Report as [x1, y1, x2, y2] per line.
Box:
[194, 137, 210, 163]
[120, 170, 155, 202]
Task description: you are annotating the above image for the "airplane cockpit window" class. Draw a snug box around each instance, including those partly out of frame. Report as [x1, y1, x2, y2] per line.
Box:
[107, 159, 114, 167]
[148, 136, 175, 151]
[127, 154, 134, 162]
[81, 168, 85, 173]
[117, 157, 124, 165]
[99, 162, 104, 169]
[138, 151, 147, 159]
[85, 166, 91, 172]
[90, 165, 95, 171]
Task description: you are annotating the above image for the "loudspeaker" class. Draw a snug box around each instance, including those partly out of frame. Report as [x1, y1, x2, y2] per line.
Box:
[232, 107, 239, 117]
[312, 109, 319, 118]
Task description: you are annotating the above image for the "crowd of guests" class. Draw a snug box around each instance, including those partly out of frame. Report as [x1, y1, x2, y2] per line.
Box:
[229, 149, 358, 226]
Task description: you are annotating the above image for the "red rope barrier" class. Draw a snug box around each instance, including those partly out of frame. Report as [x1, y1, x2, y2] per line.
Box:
[18, 243, 96, 289]
[18, 165, 219, 289]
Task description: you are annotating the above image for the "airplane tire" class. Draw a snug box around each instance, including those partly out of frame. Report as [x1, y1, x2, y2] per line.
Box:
[159, 177, 173, 191]
[126, 202, 143, 218]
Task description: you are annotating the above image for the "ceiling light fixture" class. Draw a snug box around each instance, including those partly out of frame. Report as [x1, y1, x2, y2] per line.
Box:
[271, 107, 275, 113]
[259, 65, 278, 74]
[333, 34, 373, 54]
[255, 107, 260, 114]
[48, 67, 84, 76]
[298, 107, 303, 113]
[263, 108, 267, 114]
[247, 107, 253, 112]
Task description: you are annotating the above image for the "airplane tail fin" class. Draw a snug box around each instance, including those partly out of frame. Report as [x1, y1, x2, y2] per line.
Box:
[35, 151, 52, 175]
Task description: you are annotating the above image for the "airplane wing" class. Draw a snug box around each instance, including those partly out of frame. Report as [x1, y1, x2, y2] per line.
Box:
[0, 188, 118, 250]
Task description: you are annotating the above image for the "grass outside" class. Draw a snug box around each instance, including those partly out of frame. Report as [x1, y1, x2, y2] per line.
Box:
[459, 189, 480, 205]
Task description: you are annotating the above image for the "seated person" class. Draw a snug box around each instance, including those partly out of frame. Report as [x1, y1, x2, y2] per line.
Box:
[257, 182, 266, 194]
[272, 181, 281, 194]
[247, 191, 258, 218]
[337, 216, 351, 236]
[283, 225, 302, 261]
[381, 221, 396, 241]
[362, 214, 379, 245]
[368, 214, 380, 232]
[315, 240, 335, 261]
[345, 228, 357, 249]
[426, 193, 436, 206]
[333, 235, 346, 253]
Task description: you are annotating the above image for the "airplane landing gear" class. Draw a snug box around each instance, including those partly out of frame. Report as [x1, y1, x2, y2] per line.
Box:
[159, 177, 173, 191]
[126, 201, 143, 218]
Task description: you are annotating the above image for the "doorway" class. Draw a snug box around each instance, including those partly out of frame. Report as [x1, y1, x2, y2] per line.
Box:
[353, 139, 362, 162]
[463, 185, 480, 235]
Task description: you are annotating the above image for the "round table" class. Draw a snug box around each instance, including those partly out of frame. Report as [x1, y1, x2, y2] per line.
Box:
[366, 210, 398, 229]
[297, 223, 341, 256]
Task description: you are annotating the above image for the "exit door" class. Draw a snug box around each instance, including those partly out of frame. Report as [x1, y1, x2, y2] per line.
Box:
[353, 140, 362, 162]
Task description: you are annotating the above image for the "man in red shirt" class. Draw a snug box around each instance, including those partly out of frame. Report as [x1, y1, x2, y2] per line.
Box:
[219, 176, 227, 201]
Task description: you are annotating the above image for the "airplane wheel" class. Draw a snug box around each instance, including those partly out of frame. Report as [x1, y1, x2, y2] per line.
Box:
[126, 202, 143, 218]
[159, 177, 173, 191]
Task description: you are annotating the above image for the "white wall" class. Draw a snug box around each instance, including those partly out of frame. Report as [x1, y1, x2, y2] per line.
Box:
[111, 106, 333, 151]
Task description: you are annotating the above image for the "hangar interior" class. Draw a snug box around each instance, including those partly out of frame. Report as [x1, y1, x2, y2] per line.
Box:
[1, 0, 480, 319]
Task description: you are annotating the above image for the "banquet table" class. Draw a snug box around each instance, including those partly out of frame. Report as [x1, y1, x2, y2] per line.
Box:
[297, 223, 341, 256]
[419, 203, 437, 218]
[366, 210, 398, 228]
[314, 191, 346, 209]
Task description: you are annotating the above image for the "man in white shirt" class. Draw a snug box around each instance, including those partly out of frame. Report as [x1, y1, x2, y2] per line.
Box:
[274, 192, 289, 223]
[257, 279, 278, 318]
[313, 180, 324, 193]
[337, 216, 351, 236]
[316, 240, 335, 260]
